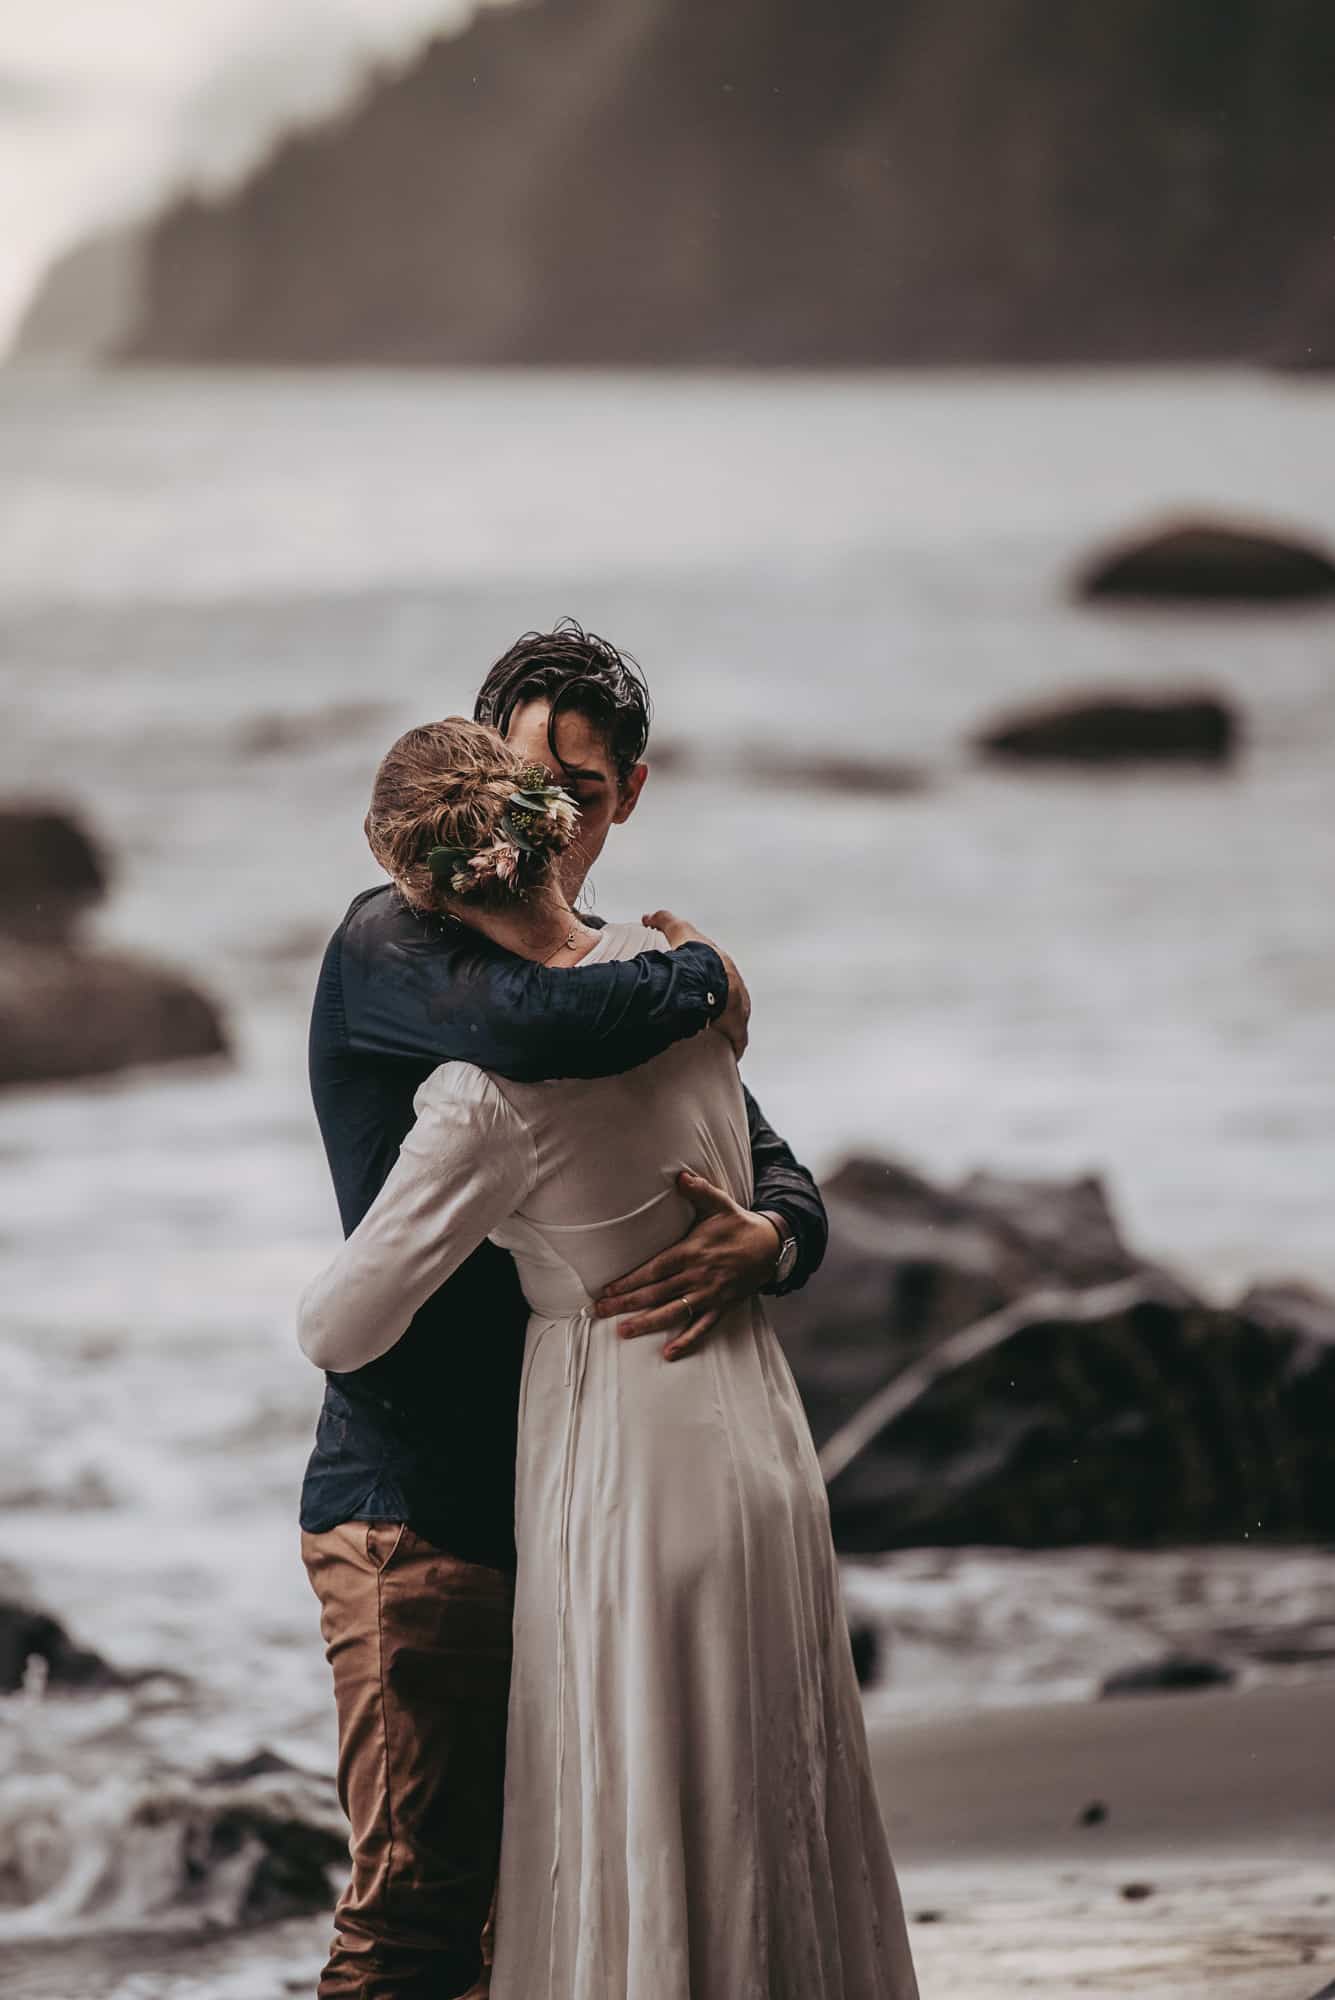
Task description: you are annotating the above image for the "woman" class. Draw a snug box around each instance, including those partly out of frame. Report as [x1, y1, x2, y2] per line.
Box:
[299, 719, 919, 2000]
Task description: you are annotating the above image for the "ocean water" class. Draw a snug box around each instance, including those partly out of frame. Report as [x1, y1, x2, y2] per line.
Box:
[1, 365, 1334, 1975]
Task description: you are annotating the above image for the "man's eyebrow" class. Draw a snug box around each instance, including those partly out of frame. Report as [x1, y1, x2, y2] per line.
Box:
[559, 765, 608, 784]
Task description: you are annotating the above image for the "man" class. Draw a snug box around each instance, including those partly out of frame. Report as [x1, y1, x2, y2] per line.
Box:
[301, 620, 828, 1999]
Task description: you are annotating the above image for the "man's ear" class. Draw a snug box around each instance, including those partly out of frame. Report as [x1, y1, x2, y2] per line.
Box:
[612, 762, 649, 826]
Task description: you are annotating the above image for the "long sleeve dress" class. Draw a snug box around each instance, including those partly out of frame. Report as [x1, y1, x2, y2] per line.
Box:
[299, 922, 919, 2000]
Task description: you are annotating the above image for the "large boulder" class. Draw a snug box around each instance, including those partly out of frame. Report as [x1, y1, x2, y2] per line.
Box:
[0, 806, 107, 942]
[773, 1158, 1145, 1451]
[785, 1155, 1141, 1341]
[0, 942, 227, 1088]
[1077, 519, 1335, 601]
[772, 1152, 1335, 1552]
[976, 689, 1238, 766]
[819, 1280, 1335, 1551]
[951, 1168, 1136, 1288]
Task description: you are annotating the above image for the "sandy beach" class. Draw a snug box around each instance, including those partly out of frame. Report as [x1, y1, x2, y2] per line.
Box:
[2, 1681, 1330, 1998]
[881, 1682, 1335, 1998]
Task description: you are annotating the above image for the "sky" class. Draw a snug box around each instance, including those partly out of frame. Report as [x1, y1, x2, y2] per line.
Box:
[0, 0, 483, 351]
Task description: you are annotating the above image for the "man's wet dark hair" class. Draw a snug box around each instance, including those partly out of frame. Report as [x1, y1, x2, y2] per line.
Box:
[473, 618, 651, 785]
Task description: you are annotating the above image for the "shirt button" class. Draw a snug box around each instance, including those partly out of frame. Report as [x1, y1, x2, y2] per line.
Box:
[706, 991, 717, 1008]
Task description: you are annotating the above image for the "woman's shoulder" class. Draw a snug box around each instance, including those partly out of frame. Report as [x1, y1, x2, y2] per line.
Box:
[588, 919, 669, 962]
[410, 1061, 526, 1127]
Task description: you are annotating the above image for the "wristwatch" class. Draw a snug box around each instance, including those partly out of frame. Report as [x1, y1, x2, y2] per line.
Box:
[762, 1216, 799, 1287]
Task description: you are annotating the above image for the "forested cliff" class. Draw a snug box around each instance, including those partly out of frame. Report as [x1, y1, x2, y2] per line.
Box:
[95, 0, 1335, 364]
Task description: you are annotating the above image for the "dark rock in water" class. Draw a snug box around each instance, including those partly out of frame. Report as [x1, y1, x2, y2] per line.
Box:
[0, 805, 107, 942]
[823, 1156, 976, 1233]
[0, 1597, 123, 1693]
[976, 690, 1238, 766]
[847, 1620, 881, 1687]
[1119, 1881, 1155, 1901]
[0, 942, 228, 1089]
[1078, 520, 1335, 601]
[235, 699, 390, 759]
[741, 751, 929, 798]
[775, 1178, 1009, 1452]
[823, 1155, 1137, 1303]
[1078, 1800, 1109, 1827]
[818, 1278, 1335, 1552]
[204, 1748, 308, 1786]
[773, 1150, 1335, 1553]
[774, 1158, 1145, 1469]
[1101, 1654, 1236, 1698]
[190, 1792, 346, 1924]
[954, 1170, 1135, 1289]
[0, 799, 230, 1090]
[1250, 1640, 1335, 1667]
[0, 1757, 342, 1938]
[1238, 1280, 1335, 1349]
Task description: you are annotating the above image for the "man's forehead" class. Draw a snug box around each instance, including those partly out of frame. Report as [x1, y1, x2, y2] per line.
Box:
[504, 697, 613, 776]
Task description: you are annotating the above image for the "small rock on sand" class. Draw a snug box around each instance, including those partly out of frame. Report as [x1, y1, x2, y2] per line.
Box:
[1101, 1655, 1236, 1699]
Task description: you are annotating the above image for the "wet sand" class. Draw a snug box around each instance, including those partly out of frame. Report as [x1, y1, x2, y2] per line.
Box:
[3, 1684, 1332, 1998]
[878, 1682, 1335, 1998]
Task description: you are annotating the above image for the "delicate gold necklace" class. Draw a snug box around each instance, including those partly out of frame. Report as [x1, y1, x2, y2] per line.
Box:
[542, 918, 583, 965]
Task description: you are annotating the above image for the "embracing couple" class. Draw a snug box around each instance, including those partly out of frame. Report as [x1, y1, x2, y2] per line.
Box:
[297, 623, 919, 2000]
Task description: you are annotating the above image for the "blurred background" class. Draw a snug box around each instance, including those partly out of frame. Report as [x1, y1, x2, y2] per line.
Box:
[2, 4, 1334, 1995]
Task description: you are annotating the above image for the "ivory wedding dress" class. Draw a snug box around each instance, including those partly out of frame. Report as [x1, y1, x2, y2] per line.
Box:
[299, 922, 919, 2000]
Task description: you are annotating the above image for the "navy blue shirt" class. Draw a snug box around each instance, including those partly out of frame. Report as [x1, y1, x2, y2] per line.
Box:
[300, 886, 828, 1569]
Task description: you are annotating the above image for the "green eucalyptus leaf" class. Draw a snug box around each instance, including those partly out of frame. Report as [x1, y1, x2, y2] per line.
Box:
[427, 845, 468, 885]
[499, 815, 539, 854]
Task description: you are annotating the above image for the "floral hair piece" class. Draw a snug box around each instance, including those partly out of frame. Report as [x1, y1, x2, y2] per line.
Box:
[426, 765, 580, 895]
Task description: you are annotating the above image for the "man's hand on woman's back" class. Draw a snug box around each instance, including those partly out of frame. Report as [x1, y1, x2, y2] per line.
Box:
[596, 1168, 783, 1360]
[643, 909, 750, 1061]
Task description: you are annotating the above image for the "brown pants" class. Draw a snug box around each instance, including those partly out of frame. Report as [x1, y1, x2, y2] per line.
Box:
[301, 1522, 514, 2000]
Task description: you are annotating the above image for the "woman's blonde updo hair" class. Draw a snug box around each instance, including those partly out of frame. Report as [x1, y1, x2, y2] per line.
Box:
[364, 717, 579, 915]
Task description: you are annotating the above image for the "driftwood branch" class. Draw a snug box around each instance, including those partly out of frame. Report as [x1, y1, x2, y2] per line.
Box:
[817, 1275, 1169, 1487]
